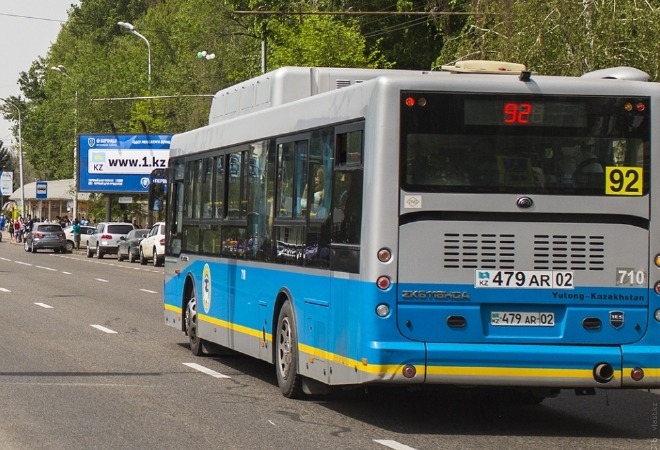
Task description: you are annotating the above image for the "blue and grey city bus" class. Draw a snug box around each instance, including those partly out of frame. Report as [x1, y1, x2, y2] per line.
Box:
[164, 61, 659, 400]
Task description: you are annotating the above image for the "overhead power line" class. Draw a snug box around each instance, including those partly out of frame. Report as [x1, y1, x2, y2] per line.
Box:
[0, 12, 65, 23]
[233, 11, 483, 16]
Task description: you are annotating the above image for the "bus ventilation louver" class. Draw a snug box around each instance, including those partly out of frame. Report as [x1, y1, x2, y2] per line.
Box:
[533, 234, 604, 271]
[442, 233, 605, 271]
[443, 233, 516, 269]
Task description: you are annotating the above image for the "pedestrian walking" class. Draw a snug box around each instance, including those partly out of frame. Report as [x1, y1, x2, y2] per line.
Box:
[72, 219, 81, 250]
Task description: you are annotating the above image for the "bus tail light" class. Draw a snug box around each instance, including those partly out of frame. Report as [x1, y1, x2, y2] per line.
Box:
[631, 367, 644, 381]
[376, 276, 391, 290]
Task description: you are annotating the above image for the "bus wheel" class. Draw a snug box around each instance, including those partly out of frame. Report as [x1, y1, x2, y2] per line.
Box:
[185, 293, 204, 356]
[275, 301, 303, 398]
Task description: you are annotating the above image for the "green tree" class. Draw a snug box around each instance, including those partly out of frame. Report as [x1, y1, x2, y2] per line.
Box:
[437, 0, 660, 79]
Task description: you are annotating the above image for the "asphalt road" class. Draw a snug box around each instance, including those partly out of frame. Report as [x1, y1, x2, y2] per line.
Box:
[0, 234, 657, 449]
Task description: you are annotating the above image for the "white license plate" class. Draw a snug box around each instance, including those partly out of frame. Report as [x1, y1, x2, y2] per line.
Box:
[475, 270, 574, 289]
[491, 311, 555, 327]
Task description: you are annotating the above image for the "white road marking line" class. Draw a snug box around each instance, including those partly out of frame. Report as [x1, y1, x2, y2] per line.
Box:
[182, 363, 231, 379]
[36, 266, 58, 272]
[374, 440, 418, 450]
[61, 271, 72, 275]
[95, 278, 109, 283]
[34, 303, 54, 309]
[0, 257, 11, 261]
[139, 289, 158, 294]
[0, 288, 10, 293]
[90, 324, 118, 334]
[14, 261, 32, 266]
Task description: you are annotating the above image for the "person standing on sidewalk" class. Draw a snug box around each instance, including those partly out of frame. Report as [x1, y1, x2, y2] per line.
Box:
[72, 219, 81, 250]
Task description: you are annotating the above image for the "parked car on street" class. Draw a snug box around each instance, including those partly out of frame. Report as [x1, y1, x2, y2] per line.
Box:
[117, 228, 150, 262]
[86, 222, 135, 259]
[23, 222, 66, 253]
[139, 221, 165, 266]
[63, 225, 96, 252]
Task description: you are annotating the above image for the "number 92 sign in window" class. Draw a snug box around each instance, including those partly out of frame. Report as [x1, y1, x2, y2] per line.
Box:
[605, 166, 643, 196]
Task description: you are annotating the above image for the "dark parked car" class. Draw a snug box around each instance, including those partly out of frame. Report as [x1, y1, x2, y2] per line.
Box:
[117, 229, 150, 262]
[24, 222, 67, 253]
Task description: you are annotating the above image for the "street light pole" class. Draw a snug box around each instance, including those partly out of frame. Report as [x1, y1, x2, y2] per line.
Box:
[117, 21, 151, 92]
[51, 65, 78, 220]
[0, 99, 24, 217]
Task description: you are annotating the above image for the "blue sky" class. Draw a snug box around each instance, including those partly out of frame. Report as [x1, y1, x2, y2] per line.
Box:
[0, 1, 80, 144]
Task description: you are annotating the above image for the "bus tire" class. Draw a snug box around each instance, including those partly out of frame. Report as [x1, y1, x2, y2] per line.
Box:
[185, 293, 204, 357]
[275, 301, 303, 398]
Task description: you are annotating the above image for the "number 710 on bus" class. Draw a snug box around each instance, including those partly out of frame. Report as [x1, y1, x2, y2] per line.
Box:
[475, 270, 574, 289]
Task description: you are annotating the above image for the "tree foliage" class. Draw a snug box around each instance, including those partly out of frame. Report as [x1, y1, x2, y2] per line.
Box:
[437, 0, 660, 78]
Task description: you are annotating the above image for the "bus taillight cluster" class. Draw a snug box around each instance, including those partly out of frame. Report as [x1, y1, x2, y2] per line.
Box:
[624, 101, 645, 112]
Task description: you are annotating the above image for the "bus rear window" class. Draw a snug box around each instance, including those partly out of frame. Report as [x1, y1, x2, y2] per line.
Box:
[401, 93, 650, 196]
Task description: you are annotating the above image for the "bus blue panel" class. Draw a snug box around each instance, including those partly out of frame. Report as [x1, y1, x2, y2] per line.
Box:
[397, 282, 647, 345]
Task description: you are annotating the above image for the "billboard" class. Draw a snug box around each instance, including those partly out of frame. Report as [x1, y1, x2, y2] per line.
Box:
[78, 134, 172, 194]
[0, 171, 12, 196]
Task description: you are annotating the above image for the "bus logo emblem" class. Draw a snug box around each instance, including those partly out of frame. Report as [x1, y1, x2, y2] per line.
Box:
[202, 264, 212, 314]
[609, 311, 624, 329]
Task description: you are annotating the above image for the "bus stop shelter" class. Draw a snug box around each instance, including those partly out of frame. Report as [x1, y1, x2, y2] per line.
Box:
[7, 179, 89, 221]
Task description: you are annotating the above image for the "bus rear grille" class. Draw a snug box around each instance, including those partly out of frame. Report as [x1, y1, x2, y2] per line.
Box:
[443, 233, 516, 269]
[442, 233, 605, 271]
[533, 234, 605, 271]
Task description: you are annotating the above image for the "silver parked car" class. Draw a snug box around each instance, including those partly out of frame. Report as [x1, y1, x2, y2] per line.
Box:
[23, 222, 67, 253]
[86, 222, 135, 259]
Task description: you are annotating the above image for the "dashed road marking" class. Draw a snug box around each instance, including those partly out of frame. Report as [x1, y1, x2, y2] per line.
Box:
[0, 288, 10, 293]
[34, 302, 54, 309]
[182, 363, 231, 379]
[374, 440, 418, 450]
[139, 289, 158, 294]
[90, 324, 118, 334]
[95, 278, 109, 283]
[36, 266, 58, 272]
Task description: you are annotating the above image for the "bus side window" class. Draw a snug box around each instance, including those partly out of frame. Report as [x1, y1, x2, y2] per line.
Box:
[332, 169, 362, 245]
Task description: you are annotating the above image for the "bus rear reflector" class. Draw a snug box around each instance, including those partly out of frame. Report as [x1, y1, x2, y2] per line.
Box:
[631, 367, 644, 381]
[402, 365, 416, 379]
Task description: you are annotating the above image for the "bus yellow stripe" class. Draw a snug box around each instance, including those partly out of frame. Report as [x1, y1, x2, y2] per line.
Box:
[180, 310, 624, 380]
[164, 304, 181, 314]
[427, 365, 598, 379]
[200, 314, 264, 339]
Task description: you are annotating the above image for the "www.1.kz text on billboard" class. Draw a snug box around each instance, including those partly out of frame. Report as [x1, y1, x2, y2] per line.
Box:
[78, 134, 172, 194]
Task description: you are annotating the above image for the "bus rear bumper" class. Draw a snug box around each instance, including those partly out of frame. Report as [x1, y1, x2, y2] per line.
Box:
[423, 343, 620, 387]
[418, 343, 660, 388]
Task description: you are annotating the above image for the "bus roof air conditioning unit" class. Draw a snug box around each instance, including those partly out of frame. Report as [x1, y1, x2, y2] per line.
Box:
[581, 67, 650, 82]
